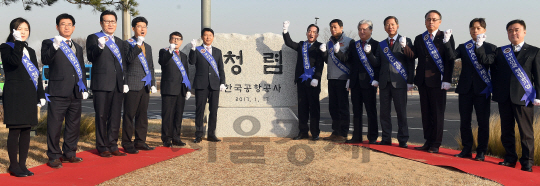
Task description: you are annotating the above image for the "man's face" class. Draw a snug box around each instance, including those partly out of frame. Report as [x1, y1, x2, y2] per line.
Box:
[201, 31, 214, 46]
[469, 22, 486, 41]
[306, 26, 319, 43]
[507, 23, 526, 45]
[132, 22, 147, 37]
[425, 12, 441, 31]
[56, 18, 75, 39]
[169, 35, 183, 50]
[358, 23, 372, 41]
[100, 15, 117, 35]
[16, 22, 29, 41]
[330, 22, 343, 37]
[384, 19, 399, 37]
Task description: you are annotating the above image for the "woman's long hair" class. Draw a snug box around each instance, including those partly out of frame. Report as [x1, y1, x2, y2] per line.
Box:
[5, 17, 31, 42]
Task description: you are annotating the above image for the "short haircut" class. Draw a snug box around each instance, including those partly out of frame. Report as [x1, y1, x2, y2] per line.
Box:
[169, 31, 183, 41]
[201, 28, 214, 36]
[6, 17, 30, 42]
[383, 16, 399, 25]
[469, 18, 486, 29]
[131, 16, 148, 27]
[100, 10, 117, 22]
[329, 19, 343, 27]
[56, 13, 75, 26]
[425, 10, 442, 20]
[358, 19, 373, 30]
[306, 24, 319, 33]
[506, 19, 526, 30]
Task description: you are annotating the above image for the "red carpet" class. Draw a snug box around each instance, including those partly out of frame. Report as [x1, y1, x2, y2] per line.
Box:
[347, 142, 540, 186]
[0, 147, 196, 185]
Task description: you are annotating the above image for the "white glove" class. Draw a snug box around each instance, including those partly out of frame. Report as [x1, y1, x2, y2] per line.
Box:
[443, 29, 452, 44]
[399, 36, 407, 48]
[12, 29, 22, 41]
[190, 39, 197, 51]
[137, 36, 144, 46]
[371, 80, 379, 87]
[123, 85, 129, 93]
[82, 92, 89, 99]
[185, 91, 191, 100]
[40, 98, 46, 107]
[345, 79, 350, 89]
[476, 34, 486, 48]
[534, 99, 540, 106]
[220, 84, 226, 92]
[310, 79, 318, 87]
[319, 43, 327, 52]
[333, 42, 340, 53]
[364, 44, 371, 54]
[53, 36, 64, 50]
[169, 44, 176, 54]
[98, 37, 107, 49]
[441, 82, 451, 90]
[283, 21, 290, 34]
[151, 86, 157, 93]
[407, 84, 414, 91]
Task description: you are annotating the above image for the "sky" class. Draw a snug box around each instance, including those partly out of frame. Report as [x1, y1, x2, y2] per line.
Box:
[2, 0, 540, 70]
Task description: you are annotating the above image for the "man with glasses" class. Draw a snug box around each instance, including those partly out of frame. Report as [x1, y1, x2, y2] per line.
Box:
[121, 16, 156, 154]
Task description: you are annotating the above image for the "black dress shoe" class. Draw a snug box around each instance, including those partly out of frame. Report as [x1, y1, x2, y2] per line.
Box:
[498, 161, 516, 168]
[172, 139, 186, 146]
[368, 141, 378, 144]
[521, 165, 533, 172]
[123, 146, 139, 154]
[24, 170, 34, 176]
[378, 141, 392, 146]
[135, 143, 155, 151]
[311, 135, 320, 141]
[345, 139, 362, 143]
[293, 133, 309, 140]
[99, 151, 113, 158]
[61, 156, 84, 163]
[8, 167, 27, 177]
[414, 143, 430, 150]
[207, 136, 222, 142]
[193, 137, 202, 143]
[428, 147, 439, 153]
[454, 151, 472, 158]
[474, 152, 485, 161]
[398, 142, 408, 148]
[48, 159, 63, 169]
[163, 142, 172, 147]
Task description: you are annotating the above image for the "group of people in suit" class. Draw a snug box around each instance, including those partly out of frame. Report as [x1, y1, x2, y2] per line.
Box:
[283, 10, 540, 173]
[1, 10, 227, 177]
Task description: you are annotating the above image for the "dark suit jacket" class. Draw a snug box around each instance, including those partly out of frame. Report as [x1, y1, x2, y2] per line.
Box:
[0, 41, 45, 126]
[86, 31, 130, 92]
[348, 38, 381, 89]
[476, 43, 540, 105]
[41, 39, 87, 99]
[405, 30, 455, 87]
[282, 32, 325, 86]
[367, 35, 415, 89]
[159, 49, 190, 96]
[189, 45, 226, 90]
[454, 41, 496, 95]
[124, 37, 155, 92]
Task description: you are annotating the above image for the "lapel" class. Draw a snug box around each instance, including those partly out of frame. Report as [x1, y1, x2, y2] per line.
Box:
[516, 43, 529, 65]
[392, 35, 401, 51]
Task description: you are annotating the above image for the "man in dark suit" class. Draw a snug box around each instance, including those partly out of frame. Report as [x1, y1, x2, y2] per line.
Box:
[159, 31, 190, 147]
[282, 21, 325, 141]
[476, 19, 540, 172]
[452, 18, 495, 161]
[121, 17, 156, 154]
[367, 16, 415, 147]
[344, 19, 380, 144]
[403, 10, 455, 153]
[87, 10, 134, 157]
[41, 13, 87, 168]
[189, 28, 226, 143]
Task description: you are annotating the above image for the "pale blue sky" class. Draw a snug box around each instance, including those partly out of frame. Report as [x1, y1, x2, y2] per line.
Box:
[2, 0, 540, 69]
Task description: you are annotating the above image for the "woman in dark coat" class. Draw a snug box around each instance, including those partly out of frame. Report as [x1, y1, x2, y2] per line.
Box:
[0, 17, 45, 177]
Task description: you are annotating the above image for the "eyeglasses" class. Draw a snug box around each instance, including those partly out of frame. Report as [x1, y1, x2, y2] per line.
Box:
[102, 20, 117, 25]
[59, 23, 73, 28]
[171, 38, 182, 42]
[136, 25, 147, 29]
[425, 18, 440, 22]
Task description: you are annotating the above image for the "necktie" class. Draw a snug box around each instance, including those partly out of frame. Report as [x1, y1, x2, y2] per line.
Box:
[65, 40, 71, 47]
[390, 39, 394, 48]
[140, 43, 146, 57]
[109, 36, 114, 43]
[430, 34, 433, 40]
[308, 43, 311, 48]
[206, 46, 211, 55]
[514, 45, 519, 52]
[362, 41, 366, 49]
[175, 50, 179, 56]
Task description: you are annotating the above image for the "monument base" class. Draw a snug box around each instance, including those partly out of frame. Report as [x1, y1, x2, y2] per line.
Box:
[216, 107, 299, 137]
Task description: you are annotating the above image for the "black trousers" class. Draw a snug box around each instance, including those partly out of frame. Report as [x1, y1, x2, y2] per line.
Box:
[458, 89, 490, 153]
[296, 80, 320, 136]
[195, 87, 219, 138]
[418, 85, 446, 148]
[47, 96, 82, 160]
[161, 93, 186, 143]
[328, 79, 350, 137]
[498, 98, 535, 166]
[350, 85, 378, 141]
[379, 82, 408, 143]
[122, 89, 150, 148]
[93, 88, 123, 153]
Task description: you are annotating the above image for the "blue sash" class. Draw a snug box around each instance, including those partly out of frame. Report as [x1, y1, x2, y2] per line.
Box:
[50, 38, 87, 92]
[169, 49, 191, 90]
[94, 32, 123, 71]
[379, 39, 408, 82]
[6, 42, 39, 91]
[127, 38, 152, 87]
[354, 41, 375, 83]
[327, 40, 350, 75]
[299, 41, 315, 82]
[196, 46, 220, 79]
[422, 31, 444, 76]
[501, 45, 536, 105]
[464, 40, 492, 98]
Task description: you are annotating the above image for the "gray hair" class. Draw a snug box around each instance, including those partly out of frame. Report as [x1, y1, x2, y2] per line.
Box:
[357, 19, 373, 30]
